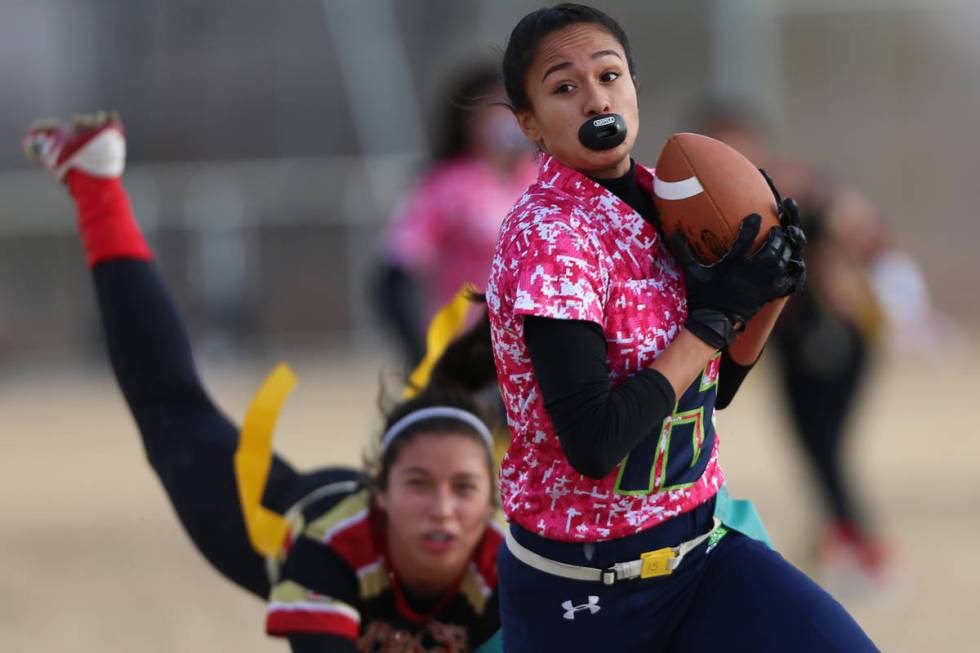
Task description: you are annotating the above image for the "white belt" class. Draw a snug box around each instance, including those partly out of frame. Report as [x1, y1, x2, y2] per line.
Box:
[505, 518, 721, 586]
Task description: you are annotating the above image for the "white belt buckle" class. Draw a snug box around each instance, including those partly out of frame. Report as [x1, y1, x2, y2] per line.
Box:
[601, 568, 617, 586]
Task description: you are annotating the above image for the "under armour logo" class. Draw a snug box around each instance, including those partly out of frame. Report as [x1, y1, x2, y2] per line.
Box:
[561, 595, 601, 620]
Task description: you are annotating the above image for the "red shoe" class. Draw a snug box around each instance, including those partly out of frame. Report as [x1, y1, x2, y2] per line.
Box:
[22, 111, 125, 180]
[853, 531, 893, 582]
[816, 521, 895, 594]
[815, 521, 862, 567]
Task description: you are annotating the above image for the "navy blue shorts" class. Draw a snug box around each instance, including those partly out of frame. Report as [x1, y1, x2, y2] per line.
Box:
[499, 501, 878, 653]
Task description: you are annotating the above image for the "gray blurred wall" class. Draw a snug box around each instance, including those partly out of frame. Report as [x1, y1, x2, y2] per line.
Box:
[0, 0, 976, 358]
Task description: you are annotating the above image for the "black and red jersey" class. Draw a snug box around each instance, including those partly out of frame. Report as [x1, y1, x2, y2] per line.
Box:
[266, 481, 502, 652]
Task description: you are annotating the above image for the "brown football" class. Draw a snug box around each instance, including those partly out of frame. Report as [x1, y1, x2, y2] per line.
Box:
[653, 132, 780, 263]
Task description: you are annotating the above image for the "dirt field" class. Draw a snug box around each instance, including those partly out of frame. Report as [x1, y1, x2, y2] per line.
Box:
[2, 337, 978, 652]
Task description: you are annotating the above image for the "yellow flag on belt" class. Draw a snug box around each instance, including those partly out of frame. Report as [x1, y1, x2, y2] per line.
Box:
[403, 284, 476, 399]
[234, 363, 296, 557]
[235, 284, 479, 557]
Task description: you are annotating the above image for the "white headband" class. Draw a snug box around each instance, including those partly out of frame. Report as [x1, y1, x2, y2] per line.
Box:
[381, 406, 493, 452]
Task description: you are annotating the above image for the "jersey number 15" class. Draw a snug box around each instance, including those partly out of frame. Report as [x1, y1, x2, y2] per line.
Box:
[614, 353, 720, 495]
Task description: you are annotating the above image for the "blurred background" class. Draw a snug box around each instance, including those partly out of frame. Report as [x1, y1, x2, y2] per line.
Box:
[1, 0, 978, 651]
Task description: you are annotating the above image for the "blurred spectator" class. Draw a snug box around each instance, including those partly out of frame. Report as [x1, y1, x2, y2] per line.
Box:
[690, 95, 905, 586]
[374, 63, 535, 368]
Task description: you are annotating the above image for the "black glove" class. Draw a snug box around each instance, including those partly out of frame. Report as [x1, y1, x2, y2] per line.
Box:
[669, 214, 798, 350]
[759, 168, 807, 291]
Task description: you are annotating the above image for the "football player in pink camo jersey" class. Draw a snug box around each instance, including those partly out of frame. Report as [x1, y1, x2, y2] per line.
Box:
[485, 4, 876, 652]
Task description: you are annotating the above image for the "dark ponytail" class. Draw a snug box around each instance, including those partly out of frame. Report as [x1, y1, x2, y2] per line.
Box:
[427, 304, 497, 394]
[502, 3, 637, 112]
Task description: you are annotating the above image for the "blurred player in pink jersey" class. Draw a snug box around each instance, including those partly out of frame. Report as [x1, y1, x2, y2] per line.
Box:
[375, 64, 536, 367]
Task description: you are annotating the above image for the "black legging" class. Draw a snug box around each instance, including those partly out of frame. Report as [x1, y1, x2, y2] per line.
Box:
[774, 313, 868, 527]
[92, 258, 361, 598]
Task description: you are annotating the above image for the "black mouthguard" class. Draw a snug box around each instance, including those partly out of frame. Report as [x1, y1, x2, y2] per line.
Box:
[578, 113, 627, 150]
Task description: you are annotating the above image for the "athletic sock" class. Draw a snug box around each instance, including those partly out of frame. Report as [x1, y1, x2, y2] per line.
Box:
[66, 170, 153, 267]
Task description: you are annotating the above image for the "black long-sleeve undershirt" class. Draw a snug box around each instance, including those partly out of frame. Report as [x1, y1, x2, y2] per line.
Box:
[523, 316, 675, 479]
[523, 318, 753, 479]
[717, 352, 753, 410]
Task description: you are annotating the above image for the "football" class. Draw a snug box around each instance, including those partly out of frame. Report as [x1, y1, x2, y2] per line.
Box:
[653, 132, 780, 263]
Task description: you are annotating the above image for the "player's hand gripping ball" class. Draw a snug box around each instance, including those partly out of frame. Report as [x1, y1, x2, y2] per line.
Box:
[759, 167, 808, 289]
[669, 214, 800, 348]
[653, 133, 807, 349]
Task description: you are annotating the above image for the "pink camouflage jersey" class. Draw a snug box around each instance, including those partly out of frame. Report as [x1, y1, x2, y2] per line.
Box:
[487, 153, 725, 542]
[386, 156, 536, 315]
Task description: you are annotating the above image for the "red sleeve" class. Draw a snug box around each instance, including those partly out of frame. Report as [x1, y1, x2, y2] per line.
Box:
[266, 530, 363, 641]
[266, 579, 360, 640]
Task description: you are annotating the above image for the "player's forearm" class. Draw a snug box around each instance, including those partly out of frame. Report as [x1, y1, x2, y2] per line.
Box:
[648, 329, 716, 398]
[727, 297, 788, 365]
